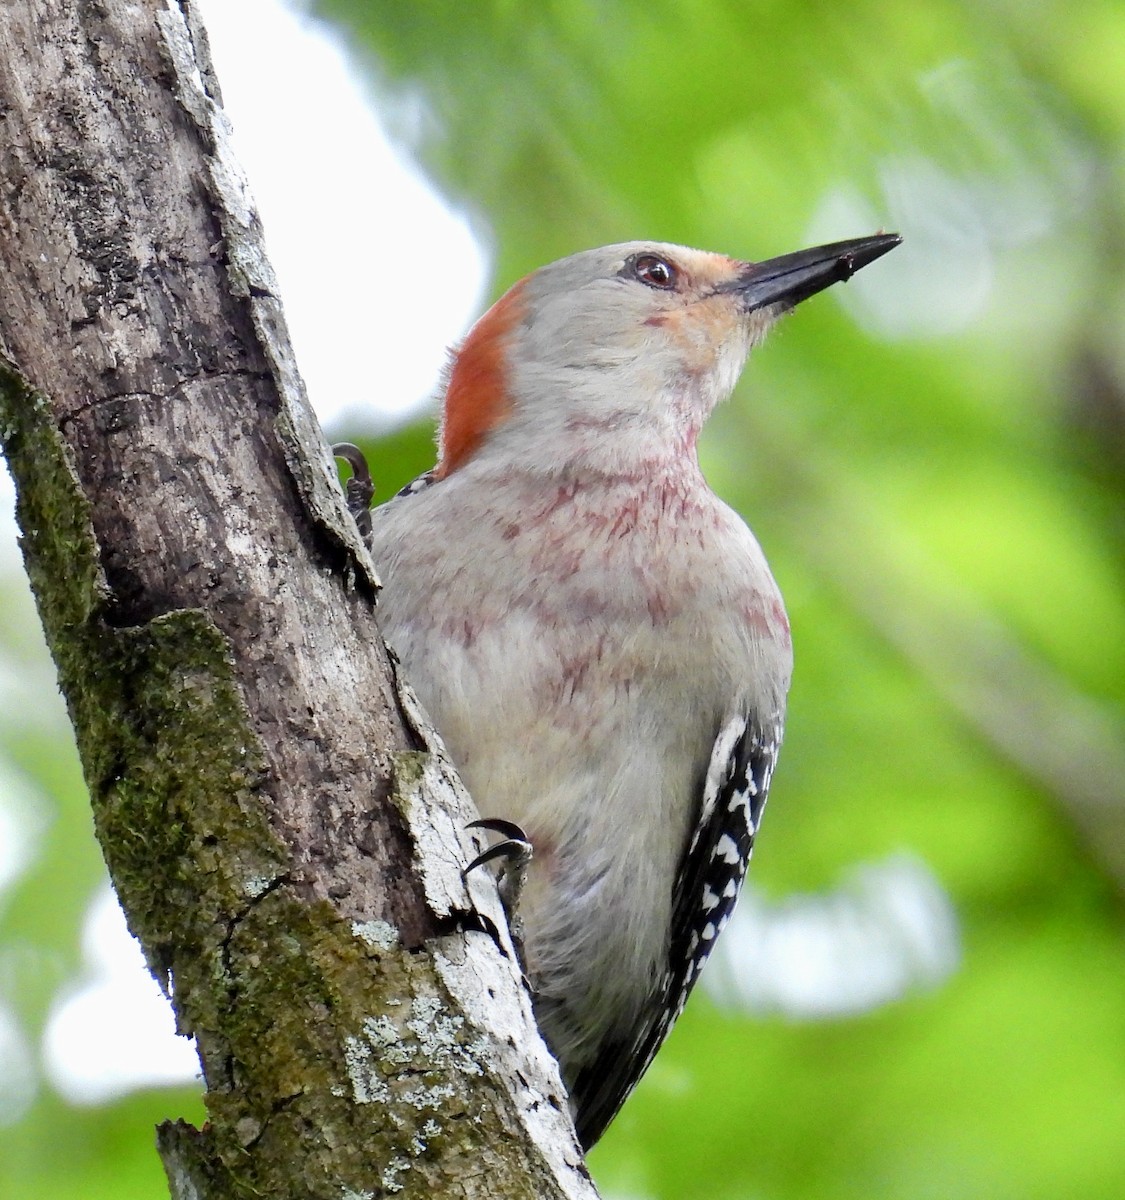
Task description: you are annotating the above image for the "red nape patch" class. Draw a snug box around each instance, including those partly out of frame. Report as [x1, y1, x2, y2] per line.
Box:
[435, 278, 528, 478]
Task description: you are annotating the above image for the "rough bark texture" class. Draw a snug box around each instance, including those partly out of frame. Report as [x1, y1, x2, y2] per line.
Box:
[0, 2, 596, 1196]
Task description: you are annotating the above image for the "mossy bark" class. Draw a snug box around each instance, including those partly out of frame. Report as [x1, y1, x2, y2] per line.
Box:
[0, 2, 595, 1196]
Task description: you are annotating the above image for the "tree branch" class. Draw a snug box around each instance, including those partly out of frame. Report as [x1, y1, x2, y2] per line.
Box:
[0, 1, 595, 1195]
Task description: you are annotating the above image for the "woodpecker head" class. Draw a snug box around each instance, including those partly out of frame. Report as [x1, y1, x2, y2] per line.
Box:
[436, 233, 900, 478]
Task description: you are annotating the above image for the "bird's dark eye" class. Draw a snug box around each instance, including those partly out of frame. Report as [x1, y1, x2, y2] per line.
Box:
[632, 254, 678, 290]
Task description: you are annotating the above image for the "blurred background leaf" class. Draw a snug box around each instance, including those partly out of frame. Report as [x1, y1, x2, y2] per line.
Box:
[2, 0, 1122, 1196]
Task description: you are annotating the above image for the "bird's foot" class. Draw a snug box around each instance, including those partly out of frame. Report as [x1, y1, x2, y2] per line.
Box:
[464, 818, 532, 963]
[332, 442, 374, 549]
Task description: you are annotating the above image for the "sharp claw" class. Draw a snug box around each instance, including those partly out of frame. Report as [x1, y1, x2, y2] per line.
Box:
[332, 442, 374, 547]
[467, 817, 530, 842]
[332, 442, 372, 484]
[463, 818, 533, 879]
[462, 818, 533, 959]
[465, 839, 532, 876]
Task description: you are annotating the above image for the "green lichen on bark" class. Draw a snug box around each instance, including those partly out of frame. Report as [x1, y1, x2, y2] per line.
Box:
[204, 887, 501, 1192]
[0, 359, 285, 990]
[0, 366, 370, 1188]
[0, 362, 105, 630]
[88, 611, 286, 986]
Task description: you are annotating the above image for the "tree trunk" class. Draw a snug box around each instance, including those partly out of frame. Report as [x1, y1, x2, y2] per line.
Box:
[0, 2, 595, 1196]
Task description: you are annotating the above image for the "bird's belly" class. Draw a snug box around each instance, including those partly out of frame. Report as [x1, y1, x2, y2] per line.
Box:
[401, 611, 727, 1067]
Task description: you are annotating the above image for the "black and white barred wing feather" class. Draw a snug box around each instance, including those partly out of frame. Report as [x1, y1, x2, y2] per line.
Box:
[395, 469, 437, 498]
[570, 711, 782, 1149]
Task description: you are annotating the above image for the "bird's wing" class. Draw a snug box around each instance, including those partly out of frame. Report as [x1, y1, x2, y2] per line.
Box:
[395, 469, 437, 498]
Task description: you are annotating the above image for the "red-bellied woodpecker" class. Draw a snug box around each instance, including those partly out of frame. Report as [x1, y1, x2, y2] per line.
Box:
[359, 233, 900, 1148]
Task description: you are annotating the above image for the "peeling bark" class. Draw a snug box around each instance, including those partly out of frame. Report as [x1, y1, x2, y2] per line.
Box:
[0, 2, 596, 1196]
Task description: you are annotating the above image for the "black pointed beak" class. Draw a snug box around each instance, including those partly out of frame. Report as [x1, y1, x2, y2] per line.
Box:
[734, 232, 902, 312]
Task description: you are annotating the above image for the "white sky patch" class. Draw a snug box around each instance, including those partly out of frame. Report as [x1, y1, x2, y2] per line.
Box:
[42, 884, 201, 1104]
[705, 854, 960, 1018]
[195, 0, 488, 431]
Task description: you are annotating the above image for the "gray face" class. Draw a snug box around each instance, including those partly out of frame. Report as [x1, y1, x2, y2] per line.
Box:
[512, 242, 763, 415]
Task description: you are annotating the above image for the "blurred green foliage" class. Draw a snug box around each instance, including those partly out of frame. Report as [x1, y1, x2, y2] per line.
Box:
[2, 0, 1123, 1196]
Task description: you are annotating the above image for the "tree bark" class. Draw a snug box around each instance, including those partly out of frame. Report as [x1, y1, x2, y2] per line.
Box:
[0, 2, 595, 1196]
